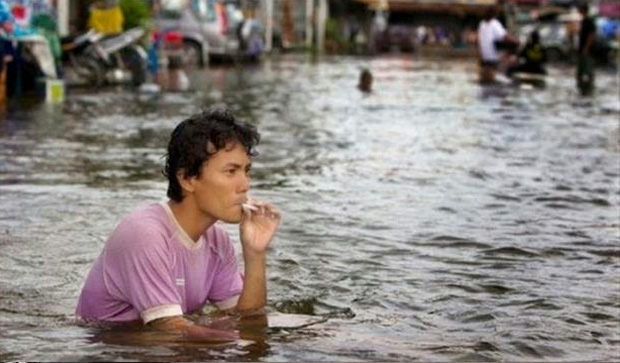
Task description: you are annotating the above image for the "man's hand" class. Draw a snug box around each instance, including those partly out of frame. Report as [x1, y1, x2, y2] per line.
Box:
[235, 199, 280, 313]
[240, 199, 281, 254]
[196, 313, 269, 342]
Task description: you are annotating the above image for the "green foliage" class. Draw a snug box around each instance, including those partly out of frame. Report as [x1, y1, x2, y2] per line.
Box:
[325, 18, 343, 43]
[119, 0, 151, 30]
[324, 18, 347, 53]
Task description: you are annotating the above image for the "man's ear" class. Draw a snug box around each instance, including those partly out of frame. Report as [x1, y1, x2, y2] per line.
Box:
[176, 170, 195, 195]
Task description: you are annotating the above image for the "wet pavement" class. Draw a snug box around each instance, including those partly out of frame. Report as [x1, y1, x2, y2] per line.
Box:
[0, 54, 619, 361]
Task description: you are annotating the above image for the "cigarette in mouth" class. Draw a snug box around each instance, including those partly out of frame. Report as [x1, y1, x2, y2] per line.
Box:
[242, 203, 259, 211]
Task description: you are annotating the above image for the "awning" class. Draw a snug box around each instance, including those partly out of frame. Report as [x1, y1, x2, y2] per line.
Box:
[362, 0, 389, 10]
[510, 0, 544, 4]
[599, 1, 620, 18]
[352, 0, 498, 13]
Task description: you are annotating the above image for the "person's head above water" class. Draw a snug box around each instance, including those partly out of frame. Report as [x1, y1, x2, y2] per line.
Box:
[163, 107, 260, 203]
[358, 68, 373, 92]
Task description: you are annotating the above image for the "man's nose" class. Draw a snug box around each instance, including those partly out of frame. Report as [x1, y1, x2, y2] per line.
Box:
[239, 172, 250, 193]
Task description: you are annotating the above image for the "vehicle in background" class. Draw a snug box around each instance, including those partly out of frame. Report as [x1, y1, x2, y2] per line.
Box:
[518, 12, 618, 66]
[596, 17, 619, 67]
[154, 0, 263, 66]
[374, 25, 416, 53]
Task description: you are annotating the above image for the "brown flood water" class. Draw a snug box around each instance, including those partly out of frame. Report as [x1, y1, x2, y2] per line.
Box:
[0, 54, 618, 361]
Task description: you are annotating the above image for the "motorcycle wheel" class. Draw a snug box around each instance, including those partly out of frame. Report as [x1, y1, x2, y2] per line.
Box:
[120, 47, 147, 87]
[76, 56, 105, 87]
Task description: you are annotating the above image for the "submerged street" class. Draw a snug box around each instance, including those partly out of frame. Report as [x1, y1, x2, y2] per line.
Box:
[0, 54, 619, 361]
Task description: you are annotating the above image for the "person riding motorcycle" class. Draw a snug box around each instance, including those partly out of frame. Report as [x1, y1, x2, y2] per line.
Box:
[507, 29, 547, 77]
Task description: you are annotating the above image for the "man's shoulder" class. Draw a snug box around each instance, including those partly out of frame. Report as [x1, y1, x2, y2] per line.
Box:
[110, 203, 171, 244]
[121, 202, 168, 226]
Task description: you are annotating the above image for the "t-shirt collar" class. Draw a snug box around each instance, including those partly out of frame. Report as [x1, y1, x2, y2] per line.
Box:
[160, 202, 205, 251]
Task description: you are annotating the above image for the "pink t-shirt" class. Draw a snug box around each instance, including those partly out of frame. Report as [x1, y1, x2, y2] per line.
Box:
[75, 202, 243, 324]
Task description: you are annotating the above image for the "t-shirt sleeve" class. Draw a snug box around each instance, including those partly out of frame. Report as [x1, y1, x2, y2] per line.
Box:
[208, 228, 243, 310]
[492, 19, 507, 41]
[103, 220, 183, 324]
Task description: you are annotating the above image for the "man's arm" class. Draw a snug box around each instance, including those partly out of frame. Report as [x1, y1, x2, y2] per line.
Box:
[236, 201, 281, 314]
[502, 33, 519, 45]
[494, 19, 519, 46]
[147, 315, 239, 342]
[236, 248, 266, 313]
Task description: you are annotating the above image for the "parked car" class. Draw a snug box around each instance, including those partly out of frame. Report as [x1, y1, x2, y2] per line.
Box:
[373, 25, 416, 53]
[154, 0, 262, 66]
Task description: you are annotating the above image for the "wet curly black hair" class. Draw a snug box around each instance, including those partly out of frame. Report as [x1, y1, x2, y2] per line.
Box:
[163, 107, 260, 202]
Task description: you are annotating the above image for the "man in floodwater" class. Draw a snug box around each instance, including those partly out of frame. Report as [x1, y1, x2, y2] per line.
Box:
[507, 30, 547, 77]
[75, 107, 281, 341]
[477, 6, 518, 84]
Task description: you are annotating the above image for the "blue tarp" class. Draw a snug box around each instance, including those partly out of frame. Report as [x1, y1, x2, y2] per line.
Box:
[0, 1, 13, 24]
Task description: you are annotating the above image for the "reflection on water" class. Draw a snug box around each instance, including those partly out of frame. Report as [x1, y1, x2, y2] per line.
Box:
[0, 54, 619, 362]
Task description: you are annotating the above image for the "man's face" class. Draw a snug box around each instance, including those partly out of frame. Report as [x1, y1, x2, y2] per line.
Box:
[189, 141, 251, 223]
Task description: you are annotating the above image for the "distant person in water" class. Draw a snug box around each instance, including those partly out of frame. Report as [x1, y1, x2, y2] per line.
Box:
[75, 107, 281, 342]
[477, 6, 519, 83]
[507, 29, 547, 76]
[358, 68, 372, 92]
[576, 2, 596, 96]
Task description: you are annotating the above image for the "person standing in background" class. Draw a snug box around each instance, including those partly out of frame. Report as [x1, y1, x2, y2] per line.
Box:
[477, 6, 518, 84]
[576, 3, 596, 96]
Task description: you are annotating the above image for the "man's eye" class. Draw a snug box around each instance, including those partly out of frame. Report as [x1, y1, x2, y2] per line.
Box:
[225, 169, 235, 175]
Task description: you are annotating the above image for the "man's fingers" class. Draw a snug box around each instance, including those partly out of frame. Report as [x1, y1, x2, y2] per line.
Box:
[257, 202, 280, 220]
[244, 199, 280, 220]
[264, 204, 281, 220]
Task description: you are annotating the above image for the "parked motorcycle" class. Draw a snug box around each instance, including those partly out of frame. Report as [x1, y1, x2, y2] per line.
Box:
[61, 27, 148, 87]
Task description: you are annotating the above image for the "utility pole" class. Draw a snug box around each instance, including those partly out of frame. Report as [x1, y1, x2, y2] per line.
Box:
[317, 0, 327, 53]
[265, 0, 273, 52]
[57, 0, 69, 36]
[305, 0, 314, 48]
